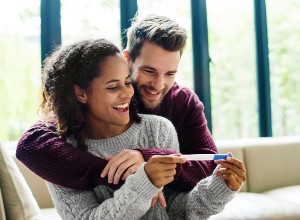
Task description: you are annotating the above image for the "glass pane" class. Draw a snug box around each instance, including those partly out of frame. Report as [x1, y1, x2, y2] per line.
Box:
[0, 0, 41, 141]
[207, 0, 258, 139]
[136, 0, 193, 89]
[267, 0, 300, 136]
[61, 0, 121, 48]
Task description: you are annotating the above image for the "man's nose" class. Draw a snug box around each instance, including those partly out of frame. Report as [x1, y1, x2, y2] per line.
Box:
[150, 75, 164, 91]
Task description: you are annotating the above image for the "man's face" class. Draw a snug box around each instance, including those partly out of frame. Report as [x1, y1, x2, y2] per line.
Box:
[130, 41, 181, 109]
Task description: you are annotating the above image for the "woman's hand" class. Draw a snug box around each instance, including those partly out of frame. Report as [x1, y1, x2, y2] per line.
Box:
[214, 153, 246, 191]
[144, 155, 186, 188]
[101, 149, 145, 184]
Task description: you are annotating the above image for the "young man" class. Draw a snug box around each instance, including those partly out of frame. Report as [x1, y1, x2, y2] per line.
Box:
[16, 15, 225, 193]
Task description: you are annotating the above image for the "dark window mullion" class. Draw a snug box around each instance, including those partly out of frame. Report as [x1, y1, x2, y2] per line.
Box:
[254, 0, 272, 137]
[41, 0, 61, 63]
[191, 0, 212, 132]
[120, 0, 137, 49]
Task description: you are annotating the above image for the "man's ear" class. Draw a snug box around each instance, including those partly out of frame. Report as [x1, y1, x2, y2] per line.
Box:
[122, 50, 131, 63]
[73, 85, 87, 103]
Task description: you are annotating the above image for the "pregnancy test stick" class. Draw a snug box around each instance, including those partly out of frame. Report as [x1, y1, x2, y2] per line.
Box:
[182, 154, 231, 161]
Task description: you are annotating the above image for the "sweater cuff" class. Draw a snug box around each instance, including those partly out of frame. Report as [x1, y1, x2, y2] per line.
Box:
[203, 175, 235, 200]
[135, 148, 177, 161]
[126, 163, 161, 201]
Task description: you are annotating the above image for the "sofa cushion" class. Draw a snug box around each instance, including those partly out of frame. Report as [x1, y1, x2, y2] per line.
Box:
[0, 188, 6, 220]
[264, 185, 300, 206]
[209, 192, 300, 220]
[39, 208, 62, 220]
[0, 141, 40, 220]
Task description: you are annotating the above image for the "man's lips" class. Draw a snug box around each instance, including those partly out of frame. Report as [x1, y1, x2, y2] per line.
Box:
[142, 87, 161, 99]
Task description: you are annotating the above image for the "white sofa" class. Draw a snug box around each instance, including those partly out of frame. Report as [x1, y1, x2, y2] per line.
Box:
[211, 136, 300, 220]
[0, 141, 61, 220]
[1, 136, 300, 220]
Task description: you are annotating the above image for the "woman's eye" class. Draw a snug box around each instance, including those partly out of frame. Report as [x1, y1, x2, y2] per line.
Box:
[125, 81, 132, 86]
[107, 86, 118, 90]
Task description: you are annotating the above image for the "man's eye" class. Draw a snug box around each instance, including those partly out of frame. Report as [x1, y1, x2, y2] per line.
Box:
[144, 69, 154, 74]
[166, 73, 175, 77]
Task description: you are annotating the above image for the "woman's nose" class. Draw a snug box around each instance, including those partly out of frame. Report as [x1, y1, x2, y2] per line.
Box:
[120, 85, 134, 99]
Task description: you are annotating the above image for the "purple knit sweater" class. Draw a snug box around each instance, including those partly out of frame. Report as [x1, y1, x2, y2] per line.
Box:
[16, 83, 218, 191]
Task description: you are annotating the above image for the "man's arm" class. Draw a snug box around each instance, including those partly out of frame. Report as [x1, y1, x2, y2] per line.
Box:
[16, 121, 124, 190]
[139, 87, 218, 191]
[16, 121, 196, 192]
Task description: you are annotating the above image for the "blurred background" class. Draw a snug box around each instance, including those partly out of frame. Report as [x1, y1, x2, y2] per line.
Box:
[0, 0, 299, 141]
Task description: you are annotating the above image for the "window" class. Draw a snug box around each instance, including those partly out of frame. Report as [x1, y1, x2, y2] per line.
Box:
[267, 0, 300, 136]
[1, 1, 298, 141]
[207, 0, 258, 139]
[61, 0, 121, 48]
[0, 0, 41, 140]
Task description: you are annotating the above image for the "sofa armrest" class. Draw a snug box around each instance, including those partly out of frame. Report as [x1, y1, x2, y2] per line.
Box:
[14, 157, 54, 209]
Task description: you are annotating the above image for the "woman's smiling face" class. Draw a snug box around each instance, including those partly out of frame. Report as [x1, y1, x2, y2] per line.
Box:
[76, 53, 134, 136]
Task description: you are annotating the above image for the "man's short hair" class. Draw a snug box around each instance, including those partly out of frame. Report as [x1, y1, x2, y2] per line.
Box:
[126, 14, 187, 61]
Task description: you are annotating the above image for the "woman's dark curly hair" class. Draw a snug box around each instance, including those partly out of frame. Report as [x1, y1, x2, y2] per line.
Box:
[40, 39, 141, 151]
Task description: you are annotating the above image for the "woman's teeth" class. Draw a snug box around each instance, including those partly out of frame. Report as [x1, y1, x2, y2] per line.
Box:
[113, 103, 129, 111]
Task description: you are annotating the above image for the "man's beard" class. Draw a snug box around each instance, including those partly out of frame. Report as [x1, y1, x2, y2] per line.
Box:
[134, 83, 167, 109]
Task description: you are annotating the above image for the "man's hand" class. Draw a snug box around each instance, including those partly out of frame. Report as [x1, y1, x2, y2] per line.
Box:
[214, 153, 247, 191]
[144, 155, 186, 188]
[100, 149, 145, 184]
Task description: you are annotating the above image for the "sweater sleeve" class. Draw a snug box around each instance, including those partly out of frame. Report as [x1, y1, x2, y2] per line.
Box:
[165, 173, 236, 220]
[16, 121, 124, 190]
[48, 163, 160, 220]
[136, 92, 219, 191]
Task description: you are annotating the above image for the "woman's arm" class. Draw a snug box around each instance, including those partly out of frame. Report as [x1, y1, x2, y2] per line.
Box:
[48, 163, 159, 220]
[164, 156, 246, 219]
[164, 174, 235, 220]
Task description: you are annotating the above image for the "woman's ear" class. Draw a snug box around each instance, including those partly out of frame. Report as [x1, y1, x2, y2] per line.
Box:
[73, 85, 87, 103]
[122, 50, 131, 63]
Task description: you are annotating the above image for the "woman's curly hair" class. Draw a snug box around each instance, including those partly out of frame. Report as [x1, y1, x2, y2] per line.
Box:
[40, 39, 140, 151]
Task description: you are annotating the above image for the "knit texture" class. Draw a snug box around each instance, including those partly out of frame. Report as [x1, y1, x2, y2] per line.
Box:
[16, 83, 217, 191]
[136, 83, 218, 190]
[47, 114, 235, 220]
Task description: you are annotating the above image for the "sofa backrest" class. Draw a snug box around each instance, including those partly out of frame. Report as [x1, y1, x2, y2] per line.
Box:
[216, 136, 300, 193]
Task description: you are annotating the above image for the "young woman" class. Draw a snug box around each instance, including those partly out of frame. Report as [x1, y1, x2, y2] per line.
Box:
[40, 39, 244, 219]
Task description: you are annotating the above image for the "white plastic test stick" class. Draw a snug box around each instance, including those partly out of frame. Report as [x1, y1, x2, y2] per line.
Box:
[182, 154, 231, 161]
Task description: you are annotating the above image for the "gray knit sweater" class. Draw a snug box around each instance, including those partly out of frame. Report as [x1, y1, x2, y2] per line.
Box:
[47, 114, 235, 220]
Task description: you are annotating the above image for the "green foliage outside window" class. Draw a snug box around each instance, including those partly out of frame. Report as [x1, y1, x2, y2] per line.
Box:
[0, 1, 299, 141]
